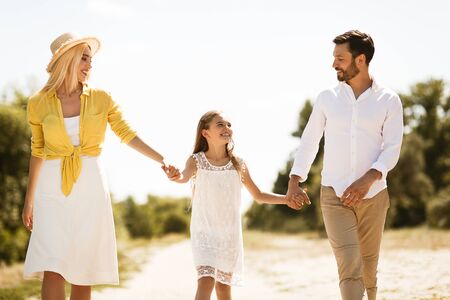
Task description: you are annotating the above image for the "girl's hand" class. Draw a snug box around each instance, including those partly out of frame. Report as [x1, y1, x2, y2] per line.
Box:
[286, 195, 302, 210]
[22, 201, 33, 231]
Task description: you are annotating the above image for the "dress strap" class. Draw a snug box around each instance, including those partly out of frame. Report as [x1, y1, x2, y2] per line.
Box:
[192, 153, 201, 169]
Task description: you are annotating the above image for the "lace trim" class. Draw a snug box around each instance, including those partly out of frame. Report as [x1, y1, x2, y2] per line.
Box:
[196, 265, 238, 286]
[192, 152, 234, 171]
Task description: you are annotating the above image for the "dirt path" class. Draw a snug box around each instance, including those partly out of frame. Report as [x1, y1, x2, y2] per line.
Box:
[93, 232, 450, 300]
[92, 241, 284, 299]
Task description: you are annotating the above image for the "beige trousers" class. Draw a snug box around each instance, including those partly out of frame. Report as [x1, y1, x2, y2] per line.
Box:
[320, 186, 390, 300]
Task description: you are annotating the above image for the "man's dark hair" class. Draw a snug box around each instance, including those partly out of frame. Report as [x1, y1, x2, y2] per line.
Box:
[333, 30, 375, 65]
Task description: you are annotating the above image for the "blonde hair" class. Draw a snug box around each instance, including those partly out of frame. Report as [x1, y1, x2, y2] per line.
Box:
[193, 110, 242, 175]
[41, 43, 88, 95]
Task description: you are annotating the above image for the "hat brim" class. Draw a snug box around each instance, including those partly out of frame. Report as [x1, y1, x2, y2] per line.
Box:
[47, 36, 101, 73]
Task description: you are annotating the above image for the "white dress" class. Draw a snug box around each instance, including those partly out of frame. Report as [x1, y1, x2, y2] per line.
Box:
[23, 116, 119, 286]
[190, 152, 244, 286]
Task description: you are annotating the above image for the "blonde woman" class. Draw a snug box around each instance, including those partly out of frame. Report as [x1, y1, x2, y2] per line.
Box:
[22, 32, 168, 300]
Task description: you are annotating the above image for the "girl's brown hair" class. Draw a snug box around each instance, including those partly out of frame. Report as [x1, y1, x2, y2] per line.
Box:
[193, 110, 242, 175]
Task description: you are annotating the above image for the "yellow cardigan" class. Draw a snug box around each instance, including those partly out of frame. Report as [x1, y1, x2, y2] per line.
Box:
[27, 85, 137, 196]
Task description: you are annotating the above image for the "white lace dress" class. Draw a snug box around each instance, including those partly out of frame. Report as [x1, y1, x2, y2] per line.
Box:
[190, 152, 244, 286]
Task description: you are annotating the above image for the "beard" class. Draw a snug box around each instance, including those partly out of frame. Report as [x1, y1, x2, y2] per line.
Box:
[336, 59, 360, 82]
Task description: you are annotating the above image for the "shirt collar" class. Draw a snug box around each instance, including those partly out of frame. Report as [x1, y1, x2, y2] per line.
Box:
[48, 83, 90, 99]
[81, 83, 90, 96]
[338, 75, 379, 96]
[370, 77, 381, 93]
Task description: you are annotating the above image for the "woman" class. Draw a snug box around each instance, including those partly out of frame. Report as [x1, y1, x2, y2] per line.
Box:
[22, 32, 168, 300]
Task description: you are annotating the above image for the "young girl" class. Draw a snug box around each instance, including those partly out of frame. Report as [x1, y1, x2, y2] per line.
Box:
[165, 111, 301, 300]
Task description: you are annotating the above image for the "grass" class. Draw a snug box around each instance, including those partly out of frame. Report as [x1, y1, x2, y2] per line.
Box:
[0, 233, 185, 300]
[381, 226, 450, 250]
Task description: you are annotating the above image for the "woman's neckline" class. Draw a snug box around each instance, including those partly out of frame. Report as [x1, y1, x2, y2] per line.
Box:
[64, 115, 80, 119]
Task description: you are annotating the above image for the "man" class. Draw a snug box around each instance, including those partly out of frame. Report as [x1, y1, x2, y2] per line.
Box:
[287, 30, 403, 300]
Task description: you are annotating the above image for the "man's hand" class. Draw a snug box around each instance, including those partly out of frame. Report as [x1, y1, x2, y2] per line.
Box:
[341, 169, 381, 207]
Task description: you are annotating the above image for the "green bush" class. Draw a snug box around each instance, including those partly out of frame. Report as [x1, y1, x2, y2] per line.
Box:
[0, 223, 29, 264]
[111, 196, 130, 240]
[122, 197, 154, 238]
[0, 103, 31, 265]
[163, 213, 188, 233]
[120, 195, 190, 239]
[0, 289, 24, 300]
[145, 195, 190, 236]
[427, 187, 450, 228]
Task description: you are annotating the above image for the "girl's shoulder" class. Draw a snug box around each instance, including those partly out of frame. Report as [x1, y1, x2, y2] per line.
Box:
[192, 151, 206, 169]
[186, 154, 198, 167]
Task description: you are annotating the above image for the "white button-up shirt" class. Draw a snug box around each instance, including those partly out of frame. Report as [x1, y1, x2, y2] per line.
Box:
[290, 80, 404, 199]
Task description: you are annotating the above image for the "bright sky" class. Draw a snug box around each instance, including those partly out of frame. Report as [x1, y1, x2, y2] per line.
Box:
[1, 0, 449, 209]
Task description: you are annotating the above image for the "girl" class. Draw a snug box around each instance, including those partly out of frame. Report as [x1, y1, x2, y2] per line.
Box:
[165, 111, 301, 300]
[22, 32, 170, 300]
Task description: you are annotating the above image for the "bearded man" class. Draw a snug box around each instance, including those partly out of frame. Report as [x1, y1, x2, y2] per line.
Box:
[287, 30, 404, 300]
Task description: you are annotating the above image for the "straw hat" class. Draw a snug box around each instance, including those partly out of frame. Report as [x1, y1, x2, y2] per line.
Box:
[46, 32, 101, 73]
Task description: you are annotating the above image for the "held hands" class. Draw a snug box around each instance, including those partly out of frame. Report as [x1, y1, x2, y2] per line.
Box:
[286, 187, 310, 210]
[161, 163, 181, 181]
[286, 176, 311, 210]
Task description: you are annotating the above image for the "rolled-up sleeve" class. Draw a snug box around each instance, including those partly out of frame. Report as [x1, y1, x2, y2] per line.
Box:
[107, 97, 137, 144]
[371, 94, 404, 180]
[27, 101, 45, 158]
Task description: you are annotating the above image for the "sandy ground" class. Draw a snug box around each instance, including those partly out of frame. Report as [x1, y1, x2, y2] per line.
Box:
[92, 231, 450, 300]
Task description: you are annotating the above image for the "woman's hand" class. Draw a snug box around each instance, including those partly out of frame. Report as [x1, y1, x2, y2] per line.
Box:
[22, 201, 33, 231]
[162, 164, 181, 181]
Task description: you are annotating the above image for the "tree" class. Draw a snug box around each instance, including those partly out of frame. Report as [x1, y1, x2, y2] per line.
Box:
[427, 186, 450, 228]
[401, 79, 450, 191]
[386, 133, 434, 227]
[0, 90, 32, 264]
[245, 99, 324, 232]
